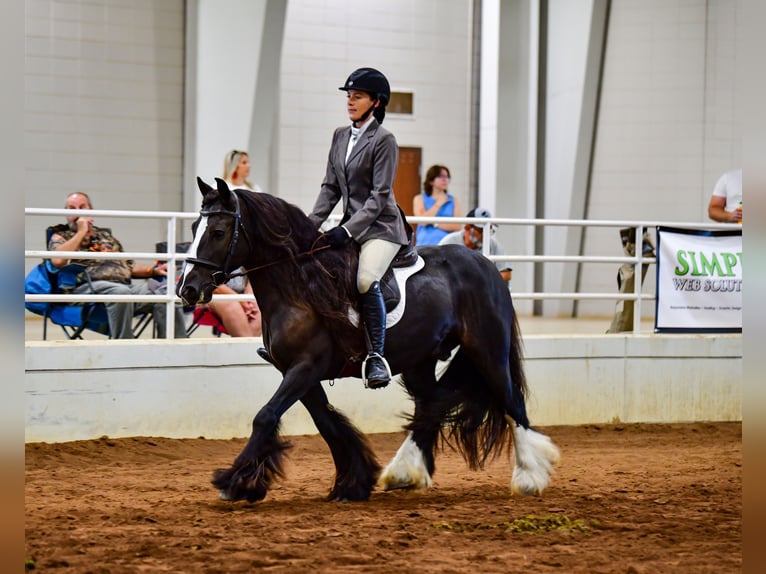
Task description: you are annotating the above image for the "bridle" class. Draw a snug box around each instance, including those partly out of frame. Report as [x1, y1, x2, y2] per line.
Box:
[185, 190, 332, 286]
[185, 191, 252, 286]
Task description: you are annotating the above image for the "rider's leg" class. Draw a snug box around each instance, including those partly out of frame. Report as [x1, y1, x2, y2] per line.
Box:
[358, 239, 400, 389]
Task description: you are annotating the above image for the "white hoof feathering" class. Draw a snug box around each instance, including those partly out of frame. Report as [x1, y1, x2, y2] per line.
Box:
[378, 433, 433, 491]
[510, 425, 560, 496]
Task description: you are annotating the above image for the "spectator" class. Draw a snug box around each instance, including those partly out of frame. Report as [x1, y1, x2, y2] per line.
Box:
[708, 168, 742, 223]
[48, 192, 188, 339]
[198, 148, 264, 336]
[413, 164, 463, 245]
[439, 207, 512, 283]
[223, 149, 263, 192]
[202, 270, 262, 337]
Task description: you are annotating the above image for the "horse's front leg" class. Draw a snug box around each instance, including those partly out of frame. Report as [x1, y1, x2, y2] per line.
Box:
[300, 384, 381, 502]
[212, 363, 318, 503]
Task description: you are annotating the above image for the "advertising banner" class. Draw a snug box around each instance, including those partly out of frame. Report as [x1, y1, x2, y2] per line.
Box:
[655, 226, 742, 333]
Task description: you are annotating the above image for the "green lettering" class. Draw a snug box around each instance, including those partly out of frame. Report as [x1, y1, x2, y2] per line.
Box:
[674, 250, 690, 276]
[688, 251, 701, 276]
[698, 252, 724, 277]
[721, 252, 738, 276]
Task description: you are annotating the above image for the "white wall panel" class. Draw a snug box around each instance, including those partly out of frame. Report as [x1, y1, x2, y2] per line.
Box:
[578, 0, 740, 318]
[24, 0, 185, 267]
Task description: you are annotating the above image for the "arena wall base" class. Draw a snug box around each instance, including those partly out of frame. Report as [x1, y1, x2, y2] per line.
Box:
[25, 334, 742, 443]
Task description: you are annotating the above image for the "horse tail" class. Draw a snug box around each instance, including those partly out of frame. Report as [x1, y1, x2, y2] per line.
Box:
[434, 350, 511, 471]
[427, 304, 529, 470]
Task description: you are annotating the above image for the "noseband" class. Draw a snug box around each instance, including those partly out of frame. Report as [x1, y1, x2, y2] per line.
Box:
[185, 191, 252, 286]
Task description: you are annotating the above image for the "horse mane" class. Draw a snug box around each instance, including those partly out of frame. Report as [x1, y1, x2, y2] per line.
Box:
[235, 190, 360, 330]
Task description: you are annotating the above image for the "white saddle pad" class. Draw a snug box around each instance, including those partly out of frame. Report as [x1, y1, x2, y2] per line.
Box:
[348, 256, 425, 329]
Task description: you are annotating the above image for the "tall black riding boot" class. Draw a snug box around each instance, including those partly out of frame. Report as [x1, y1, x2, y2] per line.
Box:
[360, 281, 391, 389]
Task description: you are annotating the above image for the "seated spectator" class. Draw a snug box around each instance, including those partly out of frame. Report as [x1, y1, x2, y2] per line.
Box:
[202, 270, 262, 337]
[708, 168, 742, 223]
[439, 207, 512, 283]
[413, 164, 463, 245]
[193, 149, 263, 337]
[48, 192, 188, 339]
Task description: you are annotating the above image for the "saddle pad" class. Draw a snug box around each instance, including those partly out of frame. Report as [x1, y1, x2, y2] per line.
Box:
[348, 256, 425, 329]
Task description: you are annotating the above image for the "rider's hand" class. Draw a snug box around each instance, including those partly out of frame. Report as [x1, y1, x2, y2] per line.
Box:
[325, 226, 352, 249]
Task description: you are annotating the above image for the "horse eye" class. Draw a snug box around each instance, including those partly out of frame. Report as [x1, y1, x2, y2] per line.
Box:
[212, 229, 225, 240]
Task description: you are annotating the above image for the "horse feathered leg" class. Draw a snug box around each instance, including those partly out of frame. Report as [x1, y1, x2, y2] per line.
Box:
[378, 431, 433, 491]
[212, 405, 291, 502]
[379, 363, 460, 491]
[212, 362, 320, 503]
[471, 308, 560, 496]
[300, 385, 380, 501]
[507, 416, 560, 496]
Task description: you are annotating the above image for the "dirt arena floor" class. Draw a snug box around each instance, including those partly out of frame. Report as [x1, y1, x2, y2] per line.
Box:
[25, 422, 741, 573]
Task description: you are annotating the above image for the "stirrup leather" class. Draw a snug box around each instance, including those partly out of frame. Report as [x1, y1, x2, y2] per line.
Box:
[361, 352, 392, 389]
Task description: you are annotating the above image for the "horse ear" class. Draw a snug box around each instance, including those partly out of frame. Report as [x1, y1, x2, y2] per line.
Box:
[214, 177, 235, 209]
[197, 177, 214, 198]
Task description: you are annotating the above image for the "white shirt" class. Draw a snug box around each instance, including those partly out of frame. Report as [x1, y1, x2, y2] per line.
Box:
[711, 168, 742, 212]
[345, 115, 375, 163]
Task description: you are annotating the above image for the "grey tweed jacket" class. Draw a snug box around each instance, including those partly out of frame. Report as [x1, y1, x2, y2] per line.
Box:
[308, 119, 409, 246]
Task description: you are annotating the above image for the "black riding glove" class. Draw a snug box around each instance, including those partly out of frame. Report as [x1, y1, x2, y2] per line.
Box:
[325, 226, 352, 249]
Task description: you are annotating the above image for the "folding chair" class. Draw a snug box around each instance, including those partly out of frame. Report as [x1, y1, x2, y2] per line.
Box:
[25, 260, 111, 339]
[186, 306, 229, 337]
[24, 227, 155, 340]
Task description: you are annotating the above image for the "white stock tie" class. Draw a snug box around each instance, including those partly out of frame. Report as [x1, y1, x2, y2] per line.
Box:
[345, 127, 361, 163]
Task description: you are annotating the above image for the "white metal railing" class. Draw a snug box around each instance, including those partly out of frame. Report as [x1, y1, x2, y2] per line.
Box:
[25, 207, 735, 336]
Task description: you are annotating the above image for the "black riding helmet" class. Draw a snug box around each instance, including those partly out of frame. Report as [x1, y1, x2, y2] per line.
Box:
[339, 67, 390, 123]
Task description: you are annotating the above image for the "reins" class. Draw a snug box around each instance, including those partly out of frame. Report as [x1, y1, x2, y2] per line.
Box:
[186, 189, 335, 285]
[226, 242, 333, 279]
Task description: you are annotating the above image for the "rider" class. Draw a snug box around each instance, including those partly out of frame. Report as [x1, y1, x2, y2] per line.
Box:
[308, 67, 410, 389]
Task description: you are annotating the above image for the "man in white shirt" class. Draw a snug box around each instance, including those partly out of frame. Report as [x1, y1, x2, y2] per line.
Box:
[708, 168, 742, 223]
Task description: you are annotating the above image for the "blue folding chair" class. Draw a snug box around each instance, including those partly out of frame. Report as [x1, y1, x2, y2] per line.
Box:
[24, 227, 154, 340]
[25, 260, 111, 340]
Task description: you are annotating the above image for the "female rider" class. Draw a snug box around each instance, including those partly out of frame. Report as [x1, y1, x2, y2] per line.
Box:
[308, 67, 409, 389]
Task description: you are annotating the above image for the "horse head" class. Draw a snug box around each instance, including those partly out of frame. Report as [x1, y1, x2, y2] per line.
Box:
[177, 177, 251, 305]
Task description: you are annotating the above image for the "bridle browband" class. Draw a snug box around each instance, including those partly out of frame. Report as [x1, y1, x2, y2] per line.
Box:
[185, 189, 332, 286]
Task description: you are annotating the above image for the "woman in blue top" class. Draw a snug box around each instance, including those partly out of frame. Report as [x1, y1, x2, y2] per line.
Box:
[413, 164, 464, 245]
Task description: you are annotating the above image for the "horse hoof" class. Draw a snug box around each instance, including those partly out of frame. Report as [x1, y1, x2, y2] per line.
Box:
[379, 479, 414, 492]
[219, 490, 232, 501]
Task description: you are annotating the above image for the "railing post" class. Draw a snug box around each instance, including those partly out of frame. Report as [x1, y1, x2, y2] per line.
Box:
[166, 216, 177, 338]
[633, 224, 643, 333]
[482, 221, 491, 258]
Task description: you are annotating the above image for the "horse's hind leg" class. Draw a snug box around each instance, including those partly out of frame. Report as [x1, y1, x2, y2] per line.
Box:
[379, 362, 450, 491]
[463, 315, 560, 496]
[508, 416, 560, 496]
[301, 384, 381, 502]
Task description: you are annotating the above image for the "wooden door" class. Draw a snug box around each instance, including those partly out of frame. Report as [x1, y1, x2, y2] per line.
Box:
[393, 146, 421, 217]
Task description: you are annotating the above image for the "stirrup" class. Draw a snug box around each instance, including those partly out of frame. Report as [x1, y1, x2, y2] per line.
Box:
[362, 353, 392, 389]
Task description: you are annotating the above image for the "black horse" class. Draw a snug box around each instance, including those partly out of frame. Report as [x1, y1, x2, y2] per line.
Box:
[178, 177, 559, 503]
